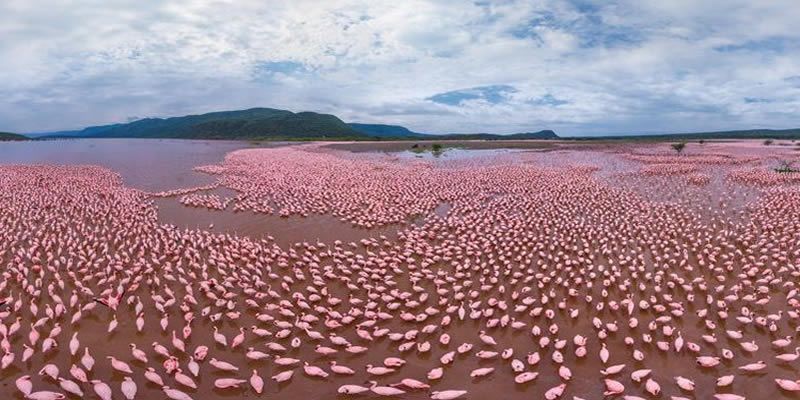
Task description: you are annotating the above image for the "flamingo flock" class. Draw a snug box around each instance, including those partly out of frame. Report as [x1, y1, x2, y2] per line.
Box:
[0, 141, 798, 399]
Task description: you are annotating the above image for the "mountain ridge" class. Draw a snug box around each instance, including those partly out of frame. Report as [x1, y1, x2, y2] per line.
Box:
[36, 108, 559, 141]
[40, 108, 363, 140]
[28, 108, 800, 141]
[579, 128, 800, 141]
[348, 123, 426, 138]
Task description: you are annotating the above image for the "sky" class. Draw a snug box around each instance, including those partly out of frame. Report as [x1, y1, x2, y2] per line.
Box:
[2, 0, 800, 136]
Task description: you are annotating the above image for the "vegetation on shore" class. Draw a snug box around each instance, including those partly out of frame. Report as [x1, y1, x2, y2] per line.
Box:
[671, 142, 687, 153]
[0, 132, 28, 141]
[410, 142, 451, 156]
[775, 160, 799, 174]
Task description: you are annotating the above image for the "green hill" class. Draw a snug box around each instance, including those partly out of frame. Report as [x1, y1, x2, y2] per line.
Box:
[44, 108, 366, 140]
[0, 132, 28, 141]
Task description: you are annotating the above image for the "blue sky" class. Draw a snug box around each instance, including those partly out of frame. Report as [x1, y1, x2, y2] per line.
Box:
[1, 0, 800, 136]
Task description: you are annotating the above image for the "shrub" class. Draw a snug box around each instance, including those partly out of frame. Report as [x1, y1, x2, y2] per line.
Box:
[671, 142, 687, 153]
[775, 160, 799, 174]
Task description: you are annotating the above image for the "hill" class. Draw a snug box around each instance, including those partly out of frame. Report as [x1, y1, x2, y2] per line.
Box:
[42, 108, 366, 140]
[437, 130, 559, 140]
[576, 128, 800, 141]
[348, 123, 426, 138]
[347, 125, 560, 140]
[0, 132, 28, 141]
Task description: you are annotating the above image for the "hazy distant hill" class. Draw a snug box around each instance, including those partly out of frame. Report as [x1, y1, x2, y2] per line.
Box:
[580, 128, 800, 141]
[437, 130, 560, 140]
[347, 124, 560, 140]
[348, 123, 427, 138]
[43, 108, 366, 140]
[348, 123, 560, 140]
[0, 132, 28, 141]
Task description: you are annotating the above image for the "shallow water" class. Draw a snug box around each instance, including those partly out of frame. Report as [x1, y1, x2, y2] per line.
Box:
[0, 139, 257, 191]
[154, 194, 409, 249]
[0, 139, 799, 400]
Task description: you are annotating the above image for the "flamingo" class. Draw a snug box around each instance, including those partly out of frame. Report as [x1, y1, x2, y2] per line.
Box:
[250, 370, 264, 394]
[369, 381, 405, 396]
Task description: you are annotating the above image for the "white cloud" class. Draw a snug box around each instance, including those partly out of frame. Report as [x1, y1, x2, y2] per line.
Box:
[1, 0, 799, 135]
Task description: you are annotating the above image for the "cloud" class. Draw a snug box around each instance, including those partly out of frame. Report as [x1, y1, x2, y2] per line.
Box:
[786, 76, 800, 87]
[1, 0, 800, 135]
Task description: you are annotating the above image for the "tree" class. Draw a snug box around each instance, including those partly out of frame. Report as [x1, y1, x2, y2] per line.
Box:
[671, 142, 686, 153]
[775, 160, 798, 173]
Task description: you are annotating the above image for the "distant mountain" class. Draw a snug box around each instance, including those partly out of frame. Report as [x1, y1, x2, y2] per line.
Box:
[436, 130, 559, 140]
[577, 128, 800, 141]
[348, 123, 426, 138]
[42, 108, 366, 140]
[348, 124, 560, 140]
[23, 107, 800, 141]
[508, 130, 560, 140]
[0, 132, 28, 141]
